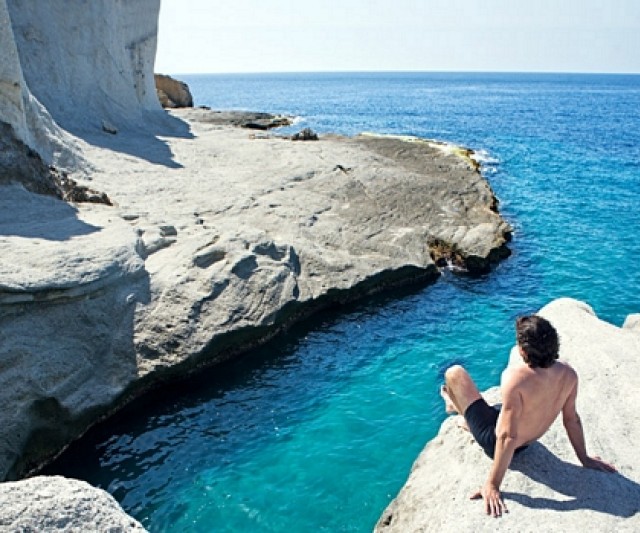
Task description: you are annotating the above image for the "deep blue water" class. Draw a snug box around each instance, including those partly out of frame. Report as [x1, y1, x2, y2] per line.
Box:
[48, 72, 640, 531]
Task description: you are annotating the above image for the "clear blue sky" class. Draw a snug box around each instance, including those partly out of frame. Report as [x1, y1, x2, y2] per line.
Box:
[156, 0, 640, 75]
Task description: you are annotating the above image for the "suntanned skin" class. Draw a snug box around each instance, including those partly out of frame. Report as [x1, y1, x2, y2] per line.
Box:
[443, 346, 616, 518]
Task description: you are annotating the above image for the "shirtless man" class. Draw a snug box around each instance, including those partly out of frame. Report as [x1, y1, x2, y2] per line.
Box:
[441, 315, 616, 518]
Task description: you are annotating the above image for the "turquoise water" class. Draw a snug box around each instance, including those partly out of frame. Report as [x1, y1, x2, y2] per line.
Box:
[47, 73, 640, 531]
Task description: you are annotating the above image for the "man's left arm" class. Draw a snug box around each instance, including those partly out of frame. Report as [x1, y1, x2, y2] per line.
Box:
[472, 387, 522, 517]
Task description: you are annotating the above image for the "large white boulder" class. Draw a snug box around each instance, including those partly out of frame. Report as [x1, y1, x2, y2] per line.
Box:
[0, 476, 146, 531]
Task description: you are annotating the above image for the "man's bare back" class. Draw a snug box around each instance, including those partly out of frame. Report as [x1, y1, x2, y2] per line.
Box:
[442, 315, 616, 518]
[498, 356, 577, 448]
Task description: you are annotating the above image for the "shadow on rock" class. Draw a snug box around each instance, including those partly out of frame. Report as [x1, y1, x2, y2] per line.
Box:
[506, 442, 640, 517]
[0, 185, 100, 240]
[66, 110, 194, 169]
[1, 265, 151, 480]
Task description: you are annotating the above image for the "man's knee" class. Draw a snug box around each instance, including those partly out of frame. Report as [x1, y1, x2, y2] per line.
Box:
[445, 364, 469, 384]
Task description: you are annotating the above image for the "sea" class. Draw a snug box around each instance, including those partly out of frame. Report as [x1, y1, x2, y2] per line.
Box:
[46, 72, 640, 532]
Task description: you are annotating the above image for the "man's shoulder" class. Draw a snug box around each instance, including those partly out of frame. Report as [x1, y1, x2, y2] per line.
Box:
[501, 365, 531, 390]
[502, 360, 577, 387]
[555, 360, 578, 379]
[503, 361, 533, 378]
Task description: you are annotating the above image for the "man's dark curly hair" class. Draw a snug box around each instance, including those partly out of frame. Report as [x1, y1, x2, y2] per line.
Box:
[516, 315, 559, 368]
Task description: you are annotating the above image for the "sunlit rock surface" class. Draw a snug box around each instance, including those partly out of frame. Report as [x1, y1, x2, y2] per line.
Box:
[0, 0, 511, 504]
[0, 476, 146, 531]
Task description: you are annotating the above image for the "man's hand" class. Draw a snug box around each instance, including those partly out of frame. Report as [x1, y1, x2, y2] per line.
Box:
[582, 455, 616, 473]
[470, 482, 508, 517]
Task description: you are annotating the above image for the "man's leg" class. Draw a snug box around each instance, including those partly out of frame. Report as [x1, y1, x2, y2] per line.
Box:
[442, 365, 482, 416]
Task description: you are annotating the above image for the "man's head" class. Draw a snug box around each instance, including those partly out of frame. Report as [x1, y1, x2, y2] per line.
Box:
[516, 315, 559, 368]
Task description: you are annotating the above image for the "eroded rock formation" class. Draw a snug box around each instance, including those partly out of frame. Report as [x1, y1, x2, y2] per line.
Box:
[155, 73, 193, 108]
[0, 110, 511, 483]
[6, 0, 161, 136]
[0, 0, 160, 485]
[0, 0, 82, 169]
[0, 2, 511, 518]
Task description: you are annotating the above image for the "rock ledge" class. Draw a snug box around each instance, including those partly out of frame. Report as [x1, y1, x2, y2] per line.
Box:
[376, 298, 640, 532]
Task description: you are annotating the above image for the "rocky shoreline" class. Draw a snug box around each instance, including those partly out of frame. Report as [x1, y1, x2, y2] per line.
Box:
[1, 106, 512, 481]
[2, 2, 637, 531]
[0, 0, 514, 528]
[1, 115, 512, 532]
[0, 0, 511, 481]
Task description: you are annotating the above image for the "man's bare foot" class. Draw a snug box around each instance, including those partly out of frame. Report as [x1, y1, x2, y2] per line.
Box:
[440, 384, 458, 414]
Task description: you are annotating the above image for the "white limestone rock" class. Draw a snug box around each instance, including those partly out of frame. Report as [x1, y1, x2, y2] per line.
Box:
[5, 0, 161, 136]
[376, 298, 640, 532]
[0, 108, 513, 480]
[0, 183, 146, 479]
[0, 0, 513, 485]
[113, 121, 511, 378]
[0, 0, 82, 170]
[1, 0, 164, 171]
[0, 476, 146, 531]
[623, 314, 640, 332]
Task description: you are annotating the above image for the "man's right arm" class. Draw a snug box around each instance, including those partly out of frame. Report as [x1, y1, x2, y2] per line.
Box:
[562, 372, 616, 472]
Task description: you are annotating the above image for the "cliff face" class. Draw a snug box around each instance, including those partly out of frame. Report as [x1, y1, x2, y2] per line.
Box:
[376, 298, 640, 532]
[0, 0, 74, 169]
[0, 0, 161, 172]
[5, 0, 160, 135]
[0, 0, 28, 144]
[0, 0, 162, 481]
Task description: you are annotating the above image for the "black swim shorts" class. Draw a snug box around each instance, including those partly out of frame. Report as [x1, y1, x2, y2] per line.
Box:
[464, 398, 528, 459]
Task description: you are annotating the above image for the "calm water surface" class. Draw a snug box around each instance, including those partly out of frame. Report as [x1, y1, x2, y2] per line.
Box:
[47, 73, 640, 532]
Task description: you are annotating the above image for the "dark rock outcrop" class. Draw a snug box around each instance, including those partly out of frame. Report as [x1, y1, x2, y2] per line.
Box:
[0, 121, 111, 205]
[177, 107, 293, 129]
[0, 121, 62, 197]
[292, 127, 319, 141]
